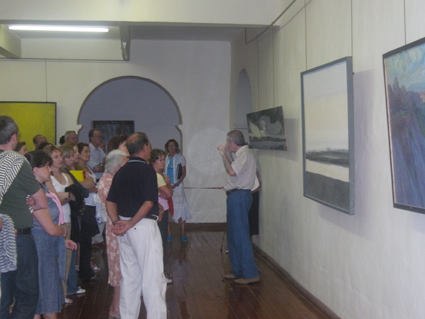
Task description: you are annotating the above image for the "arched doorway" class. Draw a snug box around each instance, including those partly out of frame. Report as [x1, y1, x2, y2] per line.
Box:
[77, 76, 181, 151]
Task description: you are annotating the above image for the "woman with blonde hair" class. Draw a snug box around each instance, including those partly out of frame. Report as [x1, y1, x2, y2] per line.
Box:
[150, 148, 173, 282]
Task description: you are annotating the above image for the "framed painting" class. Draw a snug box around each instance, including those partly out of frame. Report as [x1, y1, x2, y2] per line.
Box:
[246, 106, 287, 151]
[383, 37, 425, 214]
[301, 57, 355, 215]
[92, 120, 134, 151]
[0, 102, 56, 151]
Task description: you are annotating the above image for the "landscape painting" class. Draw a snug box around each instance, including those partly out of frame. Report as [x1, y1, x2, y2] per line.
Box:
[383, 37, 425, 213]
[301, 57, 355, 215]
[246, 106, 287, 151]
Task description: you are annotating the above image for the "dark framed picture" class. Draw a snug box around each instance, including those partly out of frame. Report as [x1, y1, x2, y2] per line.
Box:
[383, 37, 425, 214]
[246, 106, 287, 151]
[92, 120, 134, 151]
[301, 57, 355, 215]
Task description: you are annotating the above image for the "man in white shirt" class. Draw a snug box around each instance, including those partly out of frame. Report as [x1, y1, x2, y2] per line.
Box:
[87, 129, 105, 181]
[218, 130, 260, 284]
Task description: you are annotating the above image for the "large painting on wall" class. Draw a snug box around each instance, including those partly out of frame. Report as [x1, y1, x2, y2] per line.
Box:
[0, 102, 56, 151]
[246, 106, 287, 150]
[301, 57, 355, 215]
[383, 37, 425, 214]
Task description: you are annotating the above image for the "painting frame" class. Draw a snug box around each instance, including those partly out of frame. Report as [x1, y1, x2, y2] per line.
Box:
[246, 106, 287, 151]
[0, 101, 56, 151]
[383, 37, 425, 214]
[301, 57, 355, 215]
[92, 120, 135, 151]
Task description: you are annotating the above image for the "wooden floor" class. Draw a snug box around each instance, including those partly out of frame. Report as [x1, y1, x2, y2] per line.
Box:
[58, 227, 328, 319]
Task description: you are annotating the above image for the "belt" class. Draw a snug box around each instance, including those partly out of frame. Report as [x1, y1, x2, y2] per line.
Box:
[119, 215, 159, 221]
[226, 189, 249, 196]
[16, 228, 32, 235]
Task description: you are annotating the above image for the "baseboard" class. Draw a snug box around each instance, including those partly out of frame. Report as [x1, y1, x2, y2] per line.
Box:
[252, 243, 340, 319]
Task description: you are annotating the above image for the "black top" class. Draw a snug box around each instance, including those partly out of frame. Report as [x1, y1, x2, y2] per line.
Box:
[63, 168, 90, 198]
[107, 157, 159, 218]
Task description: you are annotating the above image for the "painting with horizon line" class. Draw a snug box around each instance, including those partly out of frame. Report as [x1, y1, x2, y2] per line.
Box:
[301, 57, 355, 215]
[384, 37, 425, 214]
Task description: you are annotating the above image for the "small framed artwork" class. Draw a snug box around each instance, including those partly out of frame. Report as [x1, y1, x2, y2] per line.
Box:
[0, 102, 56, 151]
[246, 106, 287, 151]
[383, 37, 425, 214]
[301, 57, 355, 215]
[92, 120, 134, 151]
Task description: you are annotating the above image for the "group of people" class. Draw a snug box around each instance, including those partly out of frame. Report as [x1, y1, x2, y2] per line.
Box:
[0, 115, 261, 319]
[0, 116, 197, 319]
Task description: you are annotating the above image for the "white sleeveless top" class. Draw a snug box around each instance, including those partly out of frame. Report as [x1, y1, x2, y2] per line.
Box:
[51, 173, 71, 223]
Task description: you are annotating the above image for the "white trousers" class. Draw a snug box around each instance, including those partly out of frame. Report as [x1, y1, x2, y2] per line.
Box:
[118, 218, 167, 319]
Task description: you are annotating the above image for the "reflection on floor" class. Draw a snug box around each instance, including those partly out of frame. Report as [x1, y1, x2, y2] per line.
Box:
[58, 224, 329, 319]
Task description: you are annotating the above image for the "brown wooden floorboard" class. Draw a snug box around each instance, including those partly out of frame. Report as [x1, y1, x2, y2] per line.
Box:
[58, 225, 329, 319]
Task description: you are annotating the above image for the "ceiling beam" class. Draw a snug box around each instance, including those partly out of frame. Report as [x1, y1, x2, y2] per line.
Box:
[120, 26, 130, 61]
[0, 24, 21, 58]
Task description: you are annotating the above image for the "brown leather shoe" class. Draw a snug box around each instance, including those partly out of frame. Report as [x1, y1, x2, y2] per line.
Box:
[234, 276, 260, 284]
[223, 273, 240, 280]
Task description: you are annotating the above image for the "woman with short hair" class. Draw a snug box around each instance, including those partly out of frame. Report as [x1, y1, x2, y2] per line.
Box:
[98, 150, 128, 319]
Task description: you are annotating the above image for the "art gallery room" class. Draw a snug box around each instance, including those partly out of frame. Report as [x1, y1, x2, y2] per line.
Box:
[2, 0, 425, 318]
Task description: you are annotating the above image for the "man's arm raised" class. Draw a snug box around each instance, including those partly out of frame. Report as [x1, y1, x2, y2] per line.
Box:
[218, 145, 236, 176]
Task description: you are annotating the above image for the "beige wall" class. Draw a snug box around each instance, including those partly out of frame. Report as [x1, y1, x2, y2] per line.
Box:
[230, 0, 425, 318]
[0, 39, 232, 223]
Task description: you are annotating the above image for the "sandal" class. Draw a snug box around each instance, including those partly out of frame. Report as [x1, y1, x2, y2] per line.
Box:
[109, 309, 121, 319]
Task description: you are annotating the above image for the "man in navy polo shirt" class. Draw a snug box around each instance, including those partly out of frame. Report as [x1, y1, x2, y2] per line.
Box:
[106, 132, 166, 319]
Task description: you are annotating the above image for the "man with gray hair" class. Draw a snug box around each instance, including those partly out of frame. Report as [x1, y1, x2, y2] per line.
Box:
[106, 132, 166, 319]
[87, 128, 105, 180]
[218, 130, 260, 284]
[64, 130, 78, 144]
[0, 116, 58, 318]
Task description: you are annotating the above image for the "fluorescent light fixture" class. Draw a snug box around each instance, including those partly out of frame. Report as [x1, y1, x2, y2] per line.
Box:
[8, 25, 109, 32]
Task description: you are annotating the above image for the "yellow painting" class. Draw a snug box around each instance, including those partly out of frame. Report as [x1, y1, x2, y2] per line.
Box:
[0, 102, 56, 151]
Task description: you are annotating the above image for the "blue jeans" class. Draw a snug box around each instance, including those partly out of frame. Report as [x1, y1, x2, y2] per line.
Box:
[0, 234, 39, 319]
[67, 250, 79, 294]
[227, 190, 259, 279]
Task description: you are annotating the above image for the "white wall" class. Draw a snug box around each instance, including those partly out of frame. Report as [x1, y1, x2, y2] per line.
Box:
[0, 39, 231, 223]
[230, 0, 425, 318]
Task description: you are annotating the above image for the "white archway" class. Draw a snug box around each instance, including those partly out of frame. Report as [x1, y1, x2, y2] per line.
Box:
[77, 76, 181, 151]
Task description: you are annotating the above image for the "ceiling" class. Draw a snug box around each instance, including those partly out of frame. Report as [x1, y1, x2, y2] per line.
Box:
[0, 23, 256, 61]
